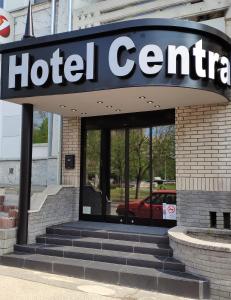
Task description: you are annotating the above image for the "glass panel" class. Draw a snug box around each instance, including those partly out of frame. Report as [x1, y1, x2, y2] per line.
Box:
[129, 128, 150, 220]
[152, 125, 176, 221]
[108, 129, 125, 218]
[82, 130, 102, 216]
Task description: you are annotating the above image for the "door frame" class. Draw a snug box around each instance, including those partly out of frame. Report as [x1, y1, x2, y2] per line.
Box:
[79, 109, 176, 227]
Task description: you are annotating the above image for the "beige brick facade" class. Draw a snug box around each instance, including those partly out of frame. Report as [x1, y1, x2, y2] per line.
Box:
[176, 103, 231, 192]
[62, 117, 81, 187]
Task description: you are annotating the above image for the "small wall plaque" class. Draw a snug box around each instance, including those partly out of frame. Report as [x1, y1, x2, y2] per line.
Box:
[65, 154, 75, 169]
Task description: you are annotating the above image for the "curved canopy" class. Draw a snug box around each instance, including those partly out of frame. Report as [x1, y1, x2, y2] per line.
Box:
[0, 18, 230, 116]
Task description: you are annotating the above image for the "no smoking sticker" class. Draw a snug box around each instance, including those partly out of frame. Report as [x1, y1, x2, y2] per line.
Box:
[163, 203, 176, 220]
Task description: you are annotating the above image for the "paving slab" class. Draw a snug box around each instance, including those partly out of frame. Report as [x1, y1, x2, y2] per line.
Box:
[0, 264, 198, 300]
[62, 221, 168, 236]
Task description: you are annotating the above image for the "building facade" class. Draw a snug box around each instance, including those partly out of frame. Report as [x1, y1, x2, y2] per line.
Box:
[0, 0, 60, 187]
[2, 1, 231, 221]
[1, 1, 231, 299]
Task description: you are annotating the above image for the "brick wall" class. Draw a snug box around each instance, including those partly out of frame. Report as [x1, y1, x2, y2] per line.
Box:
[176, 103, 231, 228]
[28, 187, 79, 243]
[0, 228, 16, 255]
[169, 227, 231, 300]
[62, 117, 81, 187]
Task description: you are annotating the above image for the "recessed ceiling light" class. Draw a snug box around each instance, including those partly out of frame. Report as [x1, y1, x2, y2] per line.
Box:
[106, 105, 113, 108]
[155, 105, 160, 108]
[139, 96, 146, 99]
[71, 109, 78, 112]
[147, 101, 154, 104]
[59, 105, 66, 108]
[97, 101, 103, 104]
[115, 109, 121, 112]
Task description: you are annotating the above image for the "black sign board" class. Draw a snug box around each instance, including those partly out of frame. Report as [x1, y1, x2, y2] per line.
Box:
[0, 18, 230, 100]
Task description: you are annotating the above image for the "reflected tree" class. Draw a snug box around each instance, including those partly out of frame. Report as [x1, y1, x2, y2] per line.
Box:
[152, 126, 175, 180]
[129, 129, 150, 199]
[86, 130, 101, 188]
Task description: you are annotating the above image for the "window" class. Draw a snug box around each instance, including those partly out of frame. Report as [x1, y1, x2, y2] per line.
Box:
[151, 194, 166, 205]
[145, 193, 176, 205]
[34, 0, 48, 4]
[9, 168, 14, 175]
[164, 194, 176, 204]
[3, 0, 48, 11]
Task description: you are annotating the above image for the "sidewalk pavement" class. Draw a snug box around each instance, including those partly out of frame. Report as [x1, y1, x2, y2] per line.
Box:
[0, 265, 196, 300]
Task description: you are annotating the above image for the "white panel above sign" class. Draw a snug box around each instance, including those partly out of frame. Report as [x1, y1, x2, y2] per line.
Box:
[201, 18, 226, 33]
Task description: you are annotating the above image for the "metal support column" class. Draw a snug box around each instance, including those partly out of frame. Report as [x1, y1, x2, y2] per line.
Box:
[17, 104, 33, 245]
[68, 0, 73, 31]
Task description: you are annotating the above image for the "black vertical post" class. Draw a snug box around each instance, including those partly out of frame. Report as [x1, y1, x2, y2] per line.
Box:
[100, 129, 110, 219]
[17, 104, 33, 245]
[149, 127, 153, 223]
[125, 128, 129, 223]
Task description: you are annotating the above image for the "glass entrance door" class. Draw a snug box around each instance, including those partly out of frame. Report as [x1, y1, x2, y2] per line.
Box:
[106, 129, 126, 222]
[128, 128, 151, 225]
[82, 129, 103, 219]
[81, 112, 176, 227]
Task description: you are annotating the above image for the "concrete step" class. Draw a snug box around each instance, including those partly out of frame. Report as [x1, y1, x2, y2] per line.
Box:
[14, 244, 184, 272]
[46, 225, 169, 245]
[36, 234, 173, 256]
[0, 252, 209, 299]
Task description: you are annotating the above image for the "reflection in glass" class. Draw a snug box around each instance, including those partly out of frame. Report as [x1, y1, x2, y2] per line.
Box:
[82, 124, 176, 223]
[86, 130, 101, 190]
[83, 130, 102, 216]
[129, 128, 150, 219]
[151, 125, 176, 221]
[109, 130, 125, 218]
[152, 125, 176, 187]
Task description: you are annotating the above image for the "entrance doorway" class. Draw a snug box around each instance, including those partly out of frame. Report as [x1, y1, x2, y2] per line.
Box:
[80, 110, 176, 227]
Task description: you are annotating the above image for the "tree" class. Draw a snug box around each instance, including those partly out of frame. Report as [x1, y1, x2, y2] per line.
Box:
[86, 130, 101, 188]
[129, 129, 150, 199]
[110, 130, 125, 199]
[33, 117, 48, 143]
[152, 125, 175, 180]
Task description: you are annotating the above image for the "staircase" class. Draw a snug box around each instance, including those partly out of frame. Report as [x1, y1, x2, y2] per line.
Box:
[1, 222, 209, 299]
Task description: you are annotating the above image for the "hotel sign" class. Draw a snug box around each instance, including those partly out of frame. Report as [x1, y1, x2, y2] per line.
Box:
[0, 18, 230, 100]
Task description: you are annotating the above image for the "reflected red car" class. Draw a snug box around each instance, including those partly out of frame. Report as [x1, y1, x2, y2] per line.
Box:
[116, 190, 176, 219]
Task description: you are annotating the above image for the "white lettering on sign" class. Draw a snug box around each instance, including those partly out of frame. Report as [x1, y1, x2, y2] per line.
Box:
[50, 48, 63, 84]
[31, 59, 49, 86]
[167, 45, 190, 75]
[8, 37, 231, 89]
[219, 56, 231, 85]
[139, 44, 163, 75]
[9, 53, 29, 88]
[193, 39, 206, 78]
[108, 36, 136, 77]
[64, 54, 84, 82]
[8, 42, 96, 88]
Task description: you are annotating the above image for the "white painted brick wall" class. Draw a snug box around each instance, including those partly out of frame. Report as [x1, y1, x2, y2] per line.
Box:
[28, 187, 79, 243]
[170, 236, 231, 300]
[176, 103, 231, 192]
[62, 117, 81, 187]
